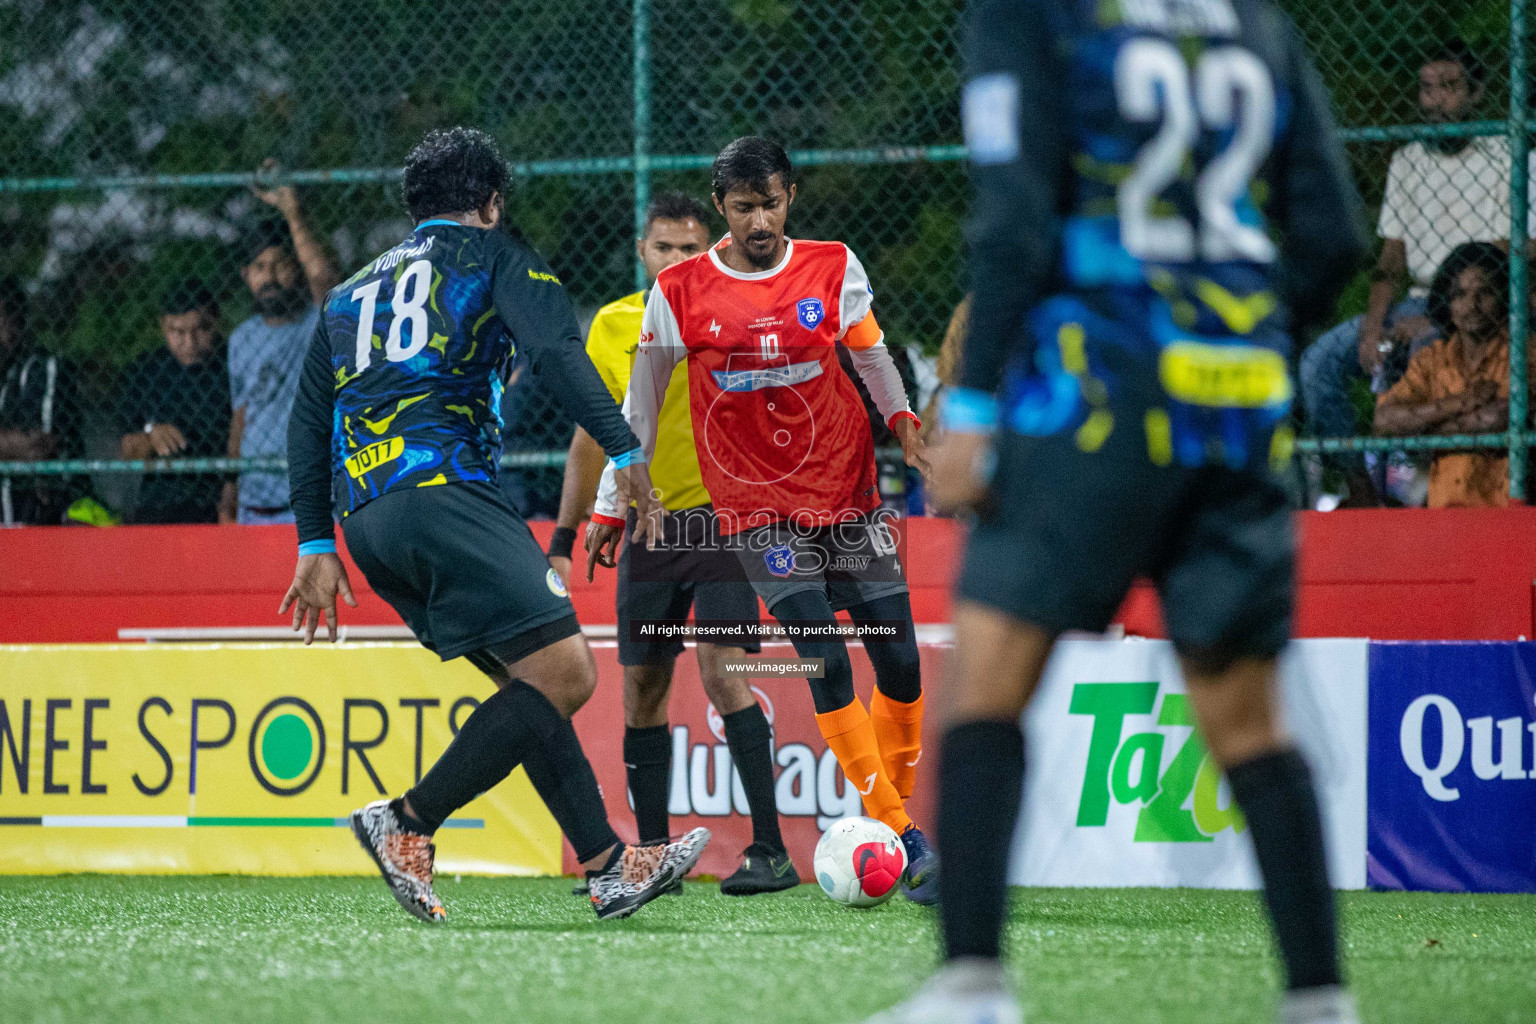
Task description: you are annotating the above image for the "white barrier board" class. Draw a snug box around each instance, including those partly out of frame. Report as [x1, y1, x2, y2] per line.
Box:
[1011, 639, 1368, 889]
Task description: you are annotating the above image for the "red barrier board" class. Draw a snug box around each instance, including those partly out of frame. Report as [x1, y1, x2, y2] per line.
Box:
[3, 508, 1536, 640]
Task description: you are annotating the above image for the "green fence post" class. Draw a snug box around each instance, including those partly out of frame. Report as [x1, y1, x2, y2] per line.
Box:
[1511, 0, 1530, 501]
[633, 0, 652, 294]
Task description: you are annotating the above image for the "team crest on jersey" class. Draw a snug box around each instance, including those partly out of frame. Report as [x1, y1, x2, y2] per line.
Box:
[764, 543, 795, 578]
[796, 297, 825, 330]
[546, 567, 569, 597]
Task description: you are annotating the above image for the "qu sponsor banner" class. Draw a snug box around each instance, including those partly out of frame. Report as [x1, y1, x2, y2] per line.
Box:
[1011, 639, 1368, 889]
[0, 644, 560, 875]
[1367, 642, 1536, 892]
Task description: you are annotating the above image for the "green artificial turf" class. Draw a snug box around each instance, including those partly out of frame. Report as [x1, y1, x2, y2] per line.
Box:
[1, 876, 1532, 1023]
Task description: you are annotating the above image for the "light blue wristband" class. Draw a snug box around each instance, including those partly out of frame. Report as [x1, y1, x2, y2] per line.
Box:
[298, 540, 337, 557]
[611, 446, 647, 469]
[940, 387, 1000, 434]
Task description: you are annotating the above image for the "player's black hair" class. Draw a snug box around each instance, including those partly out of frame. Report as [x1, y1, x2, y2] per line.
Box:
[1426, 39, 1484, 86]
[643, 192, 710, 236]
[401, 127, 511, 223]
[240, 218, 295, 267]
[1426, 241, 1508, 338]
[711, 136, 794, 199]
[0, 275, 27, 335]
[160, 278, 217, 317]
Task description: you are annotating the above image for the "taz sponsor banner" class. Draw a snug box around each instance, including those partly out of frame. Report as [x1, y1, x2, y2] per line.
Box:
[569, 642, 943, 879]
[1367, 642, 1536, 892]
[1010, 639, 1368, 889]
[0, 644, 561, 875]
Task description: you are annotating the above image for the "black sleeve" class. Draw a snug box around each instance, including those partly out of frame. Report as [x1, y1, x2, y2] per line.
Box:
[488, 233, 641, 459]
[287, 314, 337, 545]
[1270, 11, 1369, 336]
[956, 0, 1069, 395]
[116, 358, 147, 436]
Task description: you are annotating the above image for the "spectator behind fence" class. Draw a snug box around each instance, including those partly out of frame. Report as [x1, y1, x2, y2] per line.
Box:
[118, 281, 232, 524]
[1300, 42, 1514, 504]
[0, 276, 87, 525]
[1375, 243, 1532, 507]
[227, 160, 337, 525]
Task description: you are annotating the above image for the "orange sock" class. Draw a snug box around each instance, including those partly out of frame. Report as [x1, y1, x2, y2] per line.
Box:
[815, 697, 913, 835]
[870, 690, 924, 800]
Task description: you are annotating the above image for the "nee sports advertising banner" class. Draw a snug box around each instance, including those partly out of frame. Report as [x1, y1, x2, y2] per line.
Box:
[1367, 642, 1536, 892]
[1011, 639, 1369, 889]
[0, 644, 561, 875]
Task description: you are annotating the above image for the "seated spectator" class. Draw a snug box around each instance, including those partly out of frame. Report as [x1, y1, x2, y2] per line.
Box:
[227, 160, 337, 525]
[1300, 42, 1508, 505]
[0, 276, 88, 525]
[118, 281, 232, 524]
[1375, 243, 1530, 507]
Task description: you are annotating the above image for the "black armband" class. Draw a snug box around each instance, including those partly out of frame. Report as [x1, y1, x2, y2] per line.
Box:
[547, 526, 577, 560]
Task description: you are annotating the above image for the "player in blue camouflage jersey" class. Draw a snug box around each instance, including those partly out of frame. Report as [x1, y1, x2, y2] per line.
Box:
[283, 127, 708, 923]
[883, 1, 1370, 1022]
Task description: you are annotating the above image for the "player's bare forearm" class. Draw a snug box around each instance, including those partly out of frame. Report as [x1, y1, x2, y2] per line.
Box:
[556, 427, 607, 531]
[285, 208, 338, 305]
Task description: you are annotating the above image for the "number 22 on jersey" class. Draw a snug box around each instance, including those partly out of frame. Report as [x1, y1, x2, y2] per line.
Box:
[350, 258, 434, 372]
[1115, 38, 1277, 265]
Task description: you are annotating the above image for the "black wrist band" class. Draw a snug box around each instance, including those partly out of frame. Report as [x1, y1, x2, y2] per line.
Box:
[547, 526, 577, 560]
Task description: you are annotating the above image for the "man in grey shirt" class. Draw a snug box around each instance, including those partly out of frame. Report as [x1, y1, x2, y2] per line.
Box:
[226, 160, 337, 525]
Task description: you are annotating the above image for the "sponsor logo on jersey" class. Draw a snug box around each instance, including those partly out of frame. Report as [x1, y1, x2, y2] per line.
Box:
[343, 436, 405, 479]
[764, 544, 795, 578]
[546, 567, 569, 598]
[796, 297, 825, 330]
[711, 360, 823, 393]
[1159, 342, 1292, 409]
[527, 268, 561, 285]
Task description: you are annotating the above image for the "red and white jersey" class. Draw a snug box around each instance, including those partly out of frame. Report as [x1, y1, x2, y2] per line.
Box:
[594, 237, 915, 534]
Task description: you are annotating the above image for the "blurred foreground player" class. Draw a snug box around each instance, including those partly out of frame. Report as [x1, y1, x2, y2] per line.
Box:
[587, 137, 939, 904]
[554, 193, 793, 894]
[282, 127, 708, 923]
[882, 0, 1369, 1021]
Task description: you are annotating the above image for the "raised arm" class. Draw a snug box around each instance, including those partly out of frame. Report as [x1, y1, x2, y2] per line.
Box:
[253, 158, 338, 306]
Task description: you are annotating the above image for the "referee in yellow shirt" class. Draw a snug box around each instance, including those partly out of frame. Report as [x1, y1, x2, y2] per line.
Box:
[548, 193, 794, 895]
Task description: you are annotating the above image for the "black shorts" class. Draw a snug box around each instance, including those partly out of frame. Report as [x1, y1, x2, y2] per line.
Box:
[342, 480, 579, 662]
[957, 427, 1294, 662]
[733, 513, 909, 615]
[617, 505, 761, 665]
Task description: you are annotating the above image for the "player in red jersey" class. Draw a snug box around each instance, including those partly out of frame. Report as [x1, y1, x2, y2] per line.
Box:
[586, 137, 937, 903]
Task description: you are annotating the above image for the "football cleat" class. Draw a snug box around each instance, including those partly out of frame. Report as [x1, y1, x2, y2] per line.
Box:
[350, 799, 446, 924]
[1279, 986, 1360, 1024]
[898, 825, 939, 905]
[719, 844, 800, 896]
[587, 827, 710, 920]
[857, 959, 1022, 1024]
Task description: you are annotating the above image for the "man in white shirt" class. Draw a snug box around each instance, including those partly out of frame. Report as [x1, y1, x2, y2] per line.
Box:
[1300, 42, 1515, 503]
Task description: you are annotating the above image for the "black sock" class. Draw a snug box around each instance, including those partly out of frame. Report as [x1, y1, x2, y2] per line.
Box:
[405, 682, 531, 833]
[939, 720, 1023, 961]
[1227, 748, 1341, 990]
[405, 680, 620, 862]
[585, 842, 623, 878]
[850, 594, 923, 703]
[517, 693, 623, 864]
[771, 590, 857, 713]
[623, 724, 673, 845]
[389, 797, 432, 836]
[721, 704, 784, 853]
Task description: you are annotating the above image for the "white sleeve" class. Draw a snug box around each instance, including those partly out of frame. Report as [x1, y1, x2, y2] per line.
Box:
[837, 244, 875, 338]
[848, 342, 913, 426]
[593, 282, 686, 519]
[1377, 148, 1408, 241]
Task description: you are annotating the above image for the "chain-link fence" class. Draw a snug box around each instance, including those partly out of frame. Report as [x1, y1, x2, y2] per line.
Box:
[0, 0, 1529, 524]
